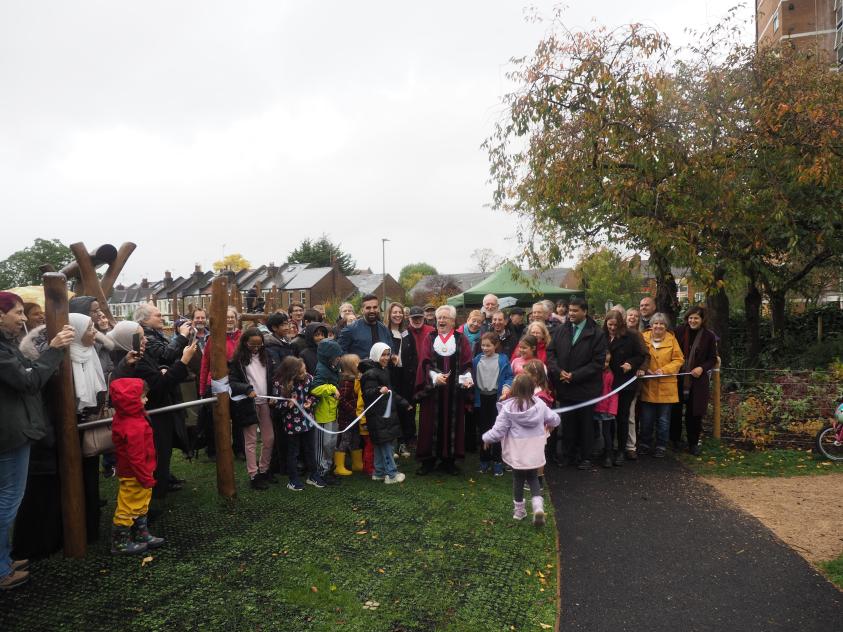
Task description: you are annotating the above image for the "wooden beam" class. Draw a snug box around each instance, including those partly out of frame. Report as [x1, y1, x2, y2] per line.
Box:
[69, 242, 116, 326]
[210, 275, 236, 498]
[99, 242, 136, 296]
[43, 272, 87, 557]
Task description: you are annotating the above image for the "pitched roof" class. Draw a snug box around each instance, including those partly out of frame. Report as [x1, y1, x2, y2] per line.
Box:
[283, 266, 332, 289]
[347, 273, 385, 295]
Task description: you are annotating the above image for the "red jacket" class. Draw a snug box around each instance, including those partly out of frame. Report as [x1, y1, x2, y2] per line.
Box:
[199, 330, 242, 396]
[110, 378, 156, 488]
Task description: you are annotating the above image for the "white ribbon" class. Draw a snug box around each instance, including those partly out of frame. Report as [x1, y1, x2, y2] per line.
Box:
[261, 390, 391, 435]
[550, 370, 702, 415]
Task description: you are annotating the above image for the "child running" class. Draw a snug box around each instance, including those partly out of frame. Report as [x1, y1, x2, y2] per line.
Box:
[472, 332, 514, 476]
[109, 377, 164, 555]
[522, 359, 555, 490]
[482, 374, 560, 526]
[272, 356, 325, 490]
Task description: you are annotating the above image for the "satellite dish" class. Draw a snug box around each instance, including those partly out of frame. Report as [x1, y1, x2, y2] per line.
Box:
[499, 296, 518, 309]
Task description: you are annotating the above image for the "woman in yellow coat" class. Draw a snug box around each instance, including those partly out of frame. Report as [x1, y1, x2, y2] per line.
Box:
[636, 313, 684, 458]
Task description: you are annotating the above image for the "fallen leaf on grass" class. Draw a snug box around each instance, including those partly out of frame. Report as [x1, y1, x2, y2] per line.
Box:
[311, 586, 319, 593]
[330, 585, 337, 592]
[539, 623, 552, 629]
[525, 569, 531, 576]
[362, 600, 380, 610]
[377, 568, 385, 574]
[141, 555, 153, 567]
[356, 530, 368, 535]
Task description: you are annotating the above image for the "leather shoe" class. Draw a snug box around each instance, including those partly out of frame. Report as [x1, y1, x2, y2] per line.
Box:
[11, 559, 29, 572]
[0, 569, 30, 591]
[625, 449, 638, 461]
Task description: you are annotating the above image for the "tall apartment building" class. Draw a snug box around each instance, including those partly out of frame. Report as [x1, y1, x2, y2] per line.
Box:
[755, 0, 842, 67]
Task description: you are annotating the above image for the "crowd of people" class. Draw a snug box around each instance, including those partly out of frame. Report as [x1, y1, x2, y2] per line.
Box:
[0, 288, 719, 590]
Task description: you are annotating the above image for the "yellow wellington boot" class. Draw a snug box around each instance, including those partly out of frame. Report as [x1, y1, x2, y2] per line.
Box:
[334, 451, 353, 476]
[350, 449, 364, 473]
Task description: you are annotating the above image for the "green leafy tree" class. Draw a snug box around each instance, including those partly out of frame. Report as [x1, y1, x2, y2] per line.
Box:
[213, 253, 250, 272]
[574, 249, 643, 316]
[398, 262, 438, 291]
[0, 238, 73, 288]
[287, 234, 356, 275]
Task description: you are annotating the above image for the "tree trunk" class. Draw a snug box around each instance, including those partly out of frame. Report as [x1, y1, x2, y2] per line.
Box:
[705, 266, 730, 364]
[650, 250, 679, 325]
[744, 274, 762, 367]
[769, 289, 787, 339]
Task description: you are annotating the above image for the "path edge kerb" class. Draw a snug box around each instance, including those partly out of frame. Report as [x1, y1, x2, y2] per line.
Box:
[545, 481, 563, 632]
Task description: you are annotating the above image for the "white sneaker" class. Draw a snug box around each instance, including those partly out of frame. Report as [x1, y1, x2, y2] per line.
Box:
[384, 472, 406, 484]
[398, 443, 411, 458]
[371, 474, 385, 481]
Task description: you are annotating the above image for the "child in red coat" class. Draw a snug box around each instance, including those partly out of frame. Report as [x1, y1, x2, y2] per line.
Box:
[110, 378, 165, 555]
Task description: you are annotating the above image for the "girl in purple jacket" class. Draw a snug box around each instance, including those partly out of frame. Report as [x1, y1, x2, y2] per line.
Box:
[482, 374, 560, 526]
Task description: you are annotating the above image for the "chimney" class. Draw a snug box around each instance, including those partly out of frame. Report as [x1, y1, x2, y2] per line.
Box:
[267, 261, 279, 279]
[164, 270, 173, 288]
[141, 278, 149, 289]
[193, 264, 203, 281]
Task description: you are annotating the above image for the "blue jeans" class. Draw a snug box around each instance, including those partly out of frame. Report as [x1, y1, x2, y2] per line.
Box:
[373, 441, 397, 478]
[0, 443, 30, 577]
[639, 403, 672, 450]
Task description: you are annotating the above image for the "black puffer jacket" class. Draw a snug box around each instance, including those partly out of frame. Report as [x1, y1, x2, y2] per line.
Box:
[359, 359, 409, 445]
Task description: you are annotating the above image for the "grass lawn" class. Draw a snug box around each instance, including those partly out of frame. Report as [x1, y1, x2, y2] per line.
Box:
[819, 552, 843, 590]
[1, 451, 558, 632]
[678, 438, 843, 477]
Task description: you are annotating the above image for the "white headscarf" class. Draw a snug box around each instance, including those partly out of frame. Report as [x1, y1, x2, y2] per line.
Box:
[108, 320, 140, 353]
[68, 313, 107, 411]
[369, 342, 391, 364]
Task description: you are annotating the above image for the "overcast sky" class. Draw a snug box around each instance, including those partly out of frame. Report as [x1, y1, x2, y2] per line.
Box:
[0, 1, 749, 285]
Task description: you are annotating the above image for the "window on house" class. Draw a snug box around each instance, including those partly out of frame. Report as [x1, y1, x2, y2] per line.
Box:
[773, 11, 779, 32]
[694, 292, 705, 303]
[287, 291, 294, 306]
[300, 291, 307, 306]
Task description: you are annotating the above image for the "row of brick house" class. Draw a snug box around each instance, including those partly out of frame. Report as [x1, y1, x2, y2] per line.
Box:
[108, 262, 404, 321]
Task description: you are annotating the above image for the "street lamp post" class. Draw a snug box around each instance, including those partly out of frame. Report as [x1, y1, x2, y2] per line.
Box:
[381, 238, 390, 311]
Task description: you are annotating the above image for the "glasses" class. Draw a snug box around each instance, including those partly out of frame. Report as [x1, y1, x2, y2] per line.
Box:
[247, 343, 264, 349]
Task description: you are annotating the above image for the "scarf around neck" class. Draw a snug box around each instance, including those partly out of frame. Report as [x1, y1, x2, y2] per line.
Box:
[68, 313, 106, 411]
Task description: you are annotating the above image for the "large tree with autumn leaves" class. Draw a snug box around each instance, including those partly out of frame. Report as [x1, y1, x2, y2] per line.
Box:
[486, 10, 843, 362]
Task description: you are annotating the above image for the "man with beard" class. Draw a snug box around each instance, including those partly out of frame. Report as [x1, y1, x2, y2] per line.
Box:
[337, 294, 391, 359]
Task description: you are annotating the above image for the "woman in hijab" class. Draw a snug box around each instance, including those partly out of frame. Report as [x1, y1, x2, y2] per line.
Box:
[68, 312, 109, 542]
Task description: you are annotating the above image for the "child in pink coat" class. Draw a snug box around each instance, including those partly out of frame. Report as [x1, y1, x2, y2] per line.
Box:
[482, 374, 560, 526]
[594, 352, 619, 468]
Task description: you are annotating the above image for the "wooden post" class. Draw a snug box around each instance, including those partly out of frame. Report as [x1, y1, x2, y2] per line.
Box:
[712, 356, 722, 440]
[68, 242, 117, 326]
[43, 272, 87, 557]
[210, 275, 236, 498]
[818, 314, 823, 342]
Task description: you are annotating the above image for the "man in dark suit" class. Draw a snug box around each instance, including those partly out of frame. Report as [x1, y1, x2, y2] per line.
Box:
[546, 297, 607, 469]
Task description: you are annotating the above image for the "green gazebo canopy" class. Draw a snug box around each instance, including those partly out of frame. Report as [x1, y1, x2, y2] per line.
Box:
[446, 263, 582, 308]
